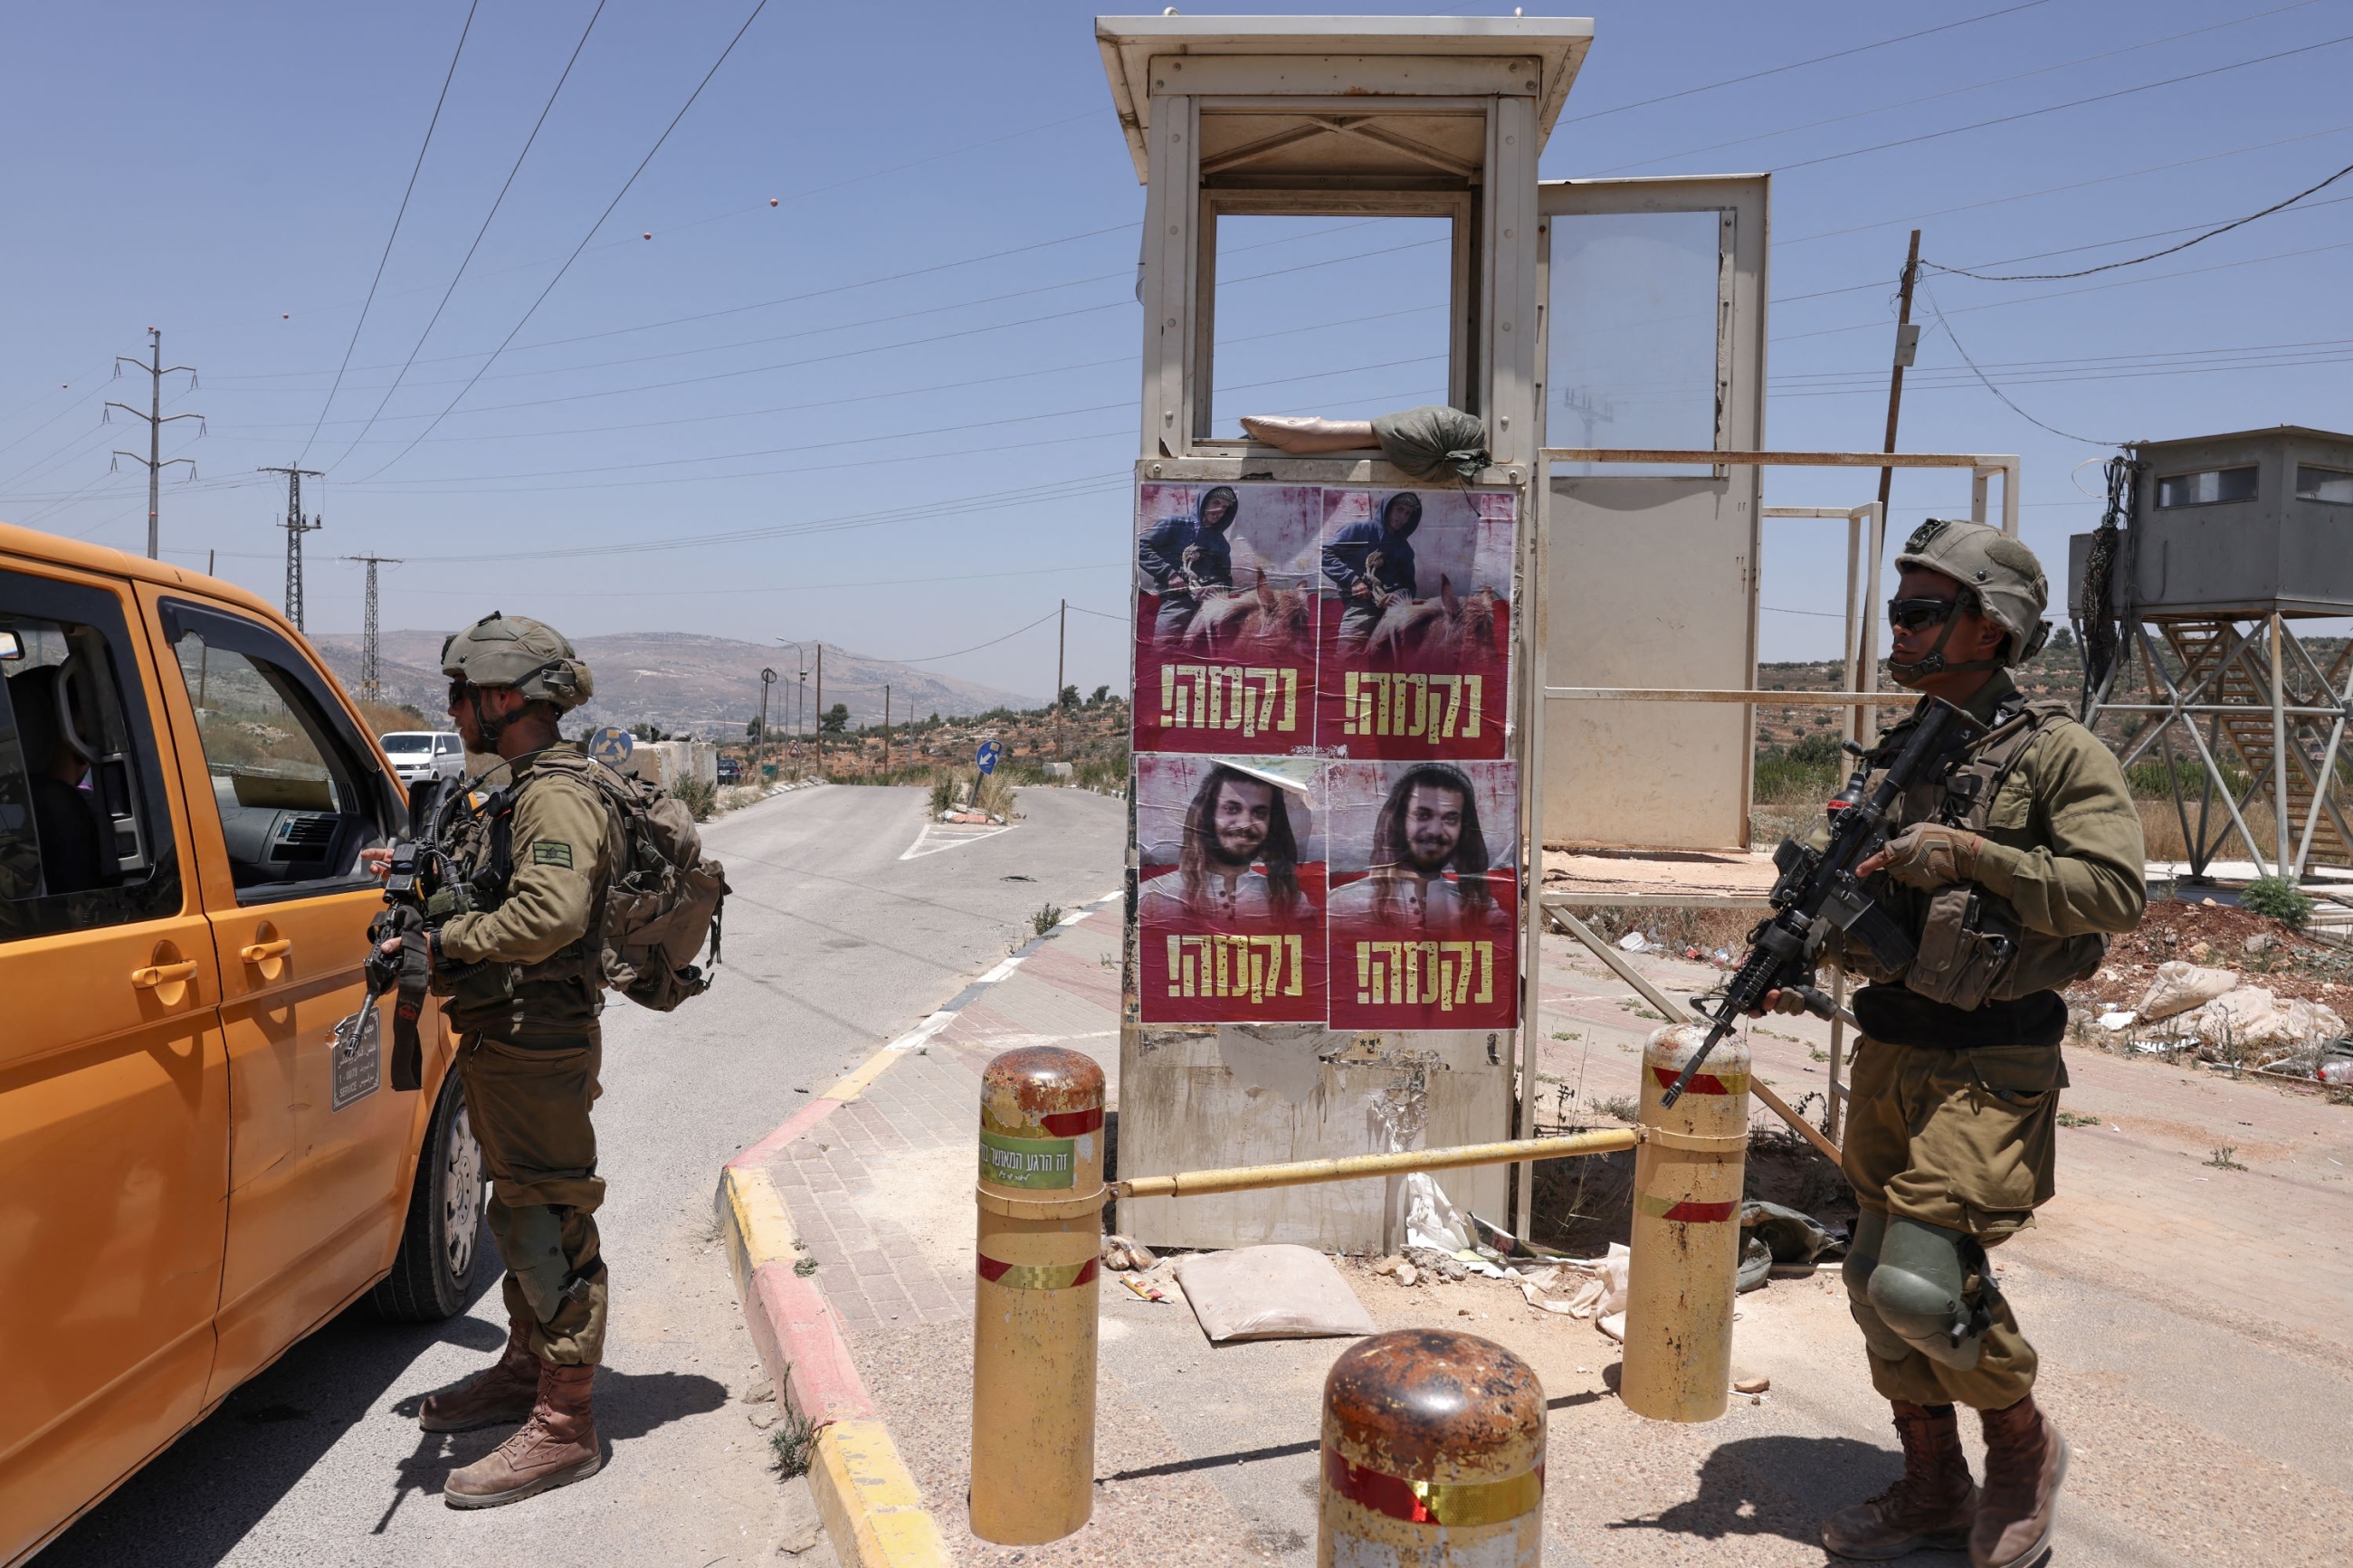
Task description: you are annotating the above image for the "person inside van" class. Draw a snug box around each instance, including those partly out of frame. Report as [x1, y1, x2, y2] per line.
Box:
[11, 663, 108, 895]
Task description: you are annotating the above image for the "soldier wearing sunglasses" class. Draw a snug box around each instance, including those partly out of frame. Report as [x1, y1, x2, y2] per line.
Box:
[1782, 518, 2143, 1568]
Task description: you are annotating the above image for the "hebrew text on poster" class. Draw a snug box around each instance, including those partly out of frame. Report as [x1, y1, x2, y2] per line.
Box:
[1324, 758, 1518, 1030]
[1133, 481, 1320, 755]
[1135, 754, 1326, 1023]
[1317, 487, 1513, 760]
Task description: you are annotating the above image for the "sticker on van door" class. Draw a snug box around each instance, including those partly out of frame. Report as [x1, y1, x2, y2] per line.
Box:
[330, 1002, 383, 1110]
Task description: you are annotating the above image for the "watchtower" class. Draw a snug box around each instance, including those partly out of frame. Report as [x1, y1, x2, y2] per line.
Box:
[2072, 425, 2353, 878]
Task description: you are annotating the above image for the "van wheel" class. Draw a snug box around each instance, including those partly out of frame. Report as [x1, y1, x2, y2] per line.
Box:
[372, 1072, 486, 1322]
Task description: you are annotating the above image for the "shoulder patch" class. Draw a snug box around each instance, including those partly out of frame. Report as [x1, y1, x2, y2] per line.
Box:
[532, 841, 575, 870]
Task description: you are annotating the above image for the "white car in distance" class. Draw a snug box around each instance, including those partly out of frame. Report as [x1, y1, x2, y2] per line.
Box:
[380, 730, 465, 785]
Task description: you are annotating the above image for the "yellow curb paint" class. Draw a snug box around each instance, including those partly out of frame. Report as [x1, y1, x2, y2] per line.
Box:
[810, 1419, 951, 1568]
[824, 1041, 910, 1104]
[716, 1164, 801, 1298]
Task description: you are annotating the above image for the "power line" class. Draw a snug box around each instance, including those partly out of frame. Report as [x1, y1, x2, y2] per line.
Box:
[1558, 0, 2056, 124]
[1923, 158, 2353, 280]
[328, 0, 609, 470]
[297, 0, 481, 464]
[895, 607, 1063, 665]
[1920, 287, 2122, 447]
[1777, 119, 2353, 248]
[1776, 31, 2353, 174]
[355, 0, 771, 480]
[1594, 1, 2325, 176]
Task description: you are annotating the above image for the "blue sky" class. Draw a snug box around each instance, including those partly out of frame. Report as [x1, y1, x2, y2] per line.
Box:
[2, 2, 2348, 709]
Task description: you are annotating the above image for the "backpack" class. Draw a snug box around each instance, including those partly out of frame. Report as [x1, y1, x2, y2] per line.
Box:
[529, 749, 730, 1012]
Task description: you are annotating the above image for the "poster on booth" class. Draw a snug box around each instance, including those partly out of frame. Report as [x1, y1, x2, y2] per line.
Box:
[1132, 481, 1321, 755]
[1316, 486, 1513, 760]
[1325, 759, 1519, 1030]
[1135, 754, 1326, 1023]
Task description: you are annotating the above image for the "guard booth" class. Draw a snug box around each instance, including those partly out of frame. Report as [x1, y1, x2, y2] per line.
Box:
[1100, 14, 1776, 1251]
[2072, 425, 2353, 879]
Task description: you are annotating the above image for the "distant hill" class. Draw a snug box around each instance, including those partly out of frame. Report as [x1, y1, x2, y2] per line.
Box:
[309, 630, 1042, 739]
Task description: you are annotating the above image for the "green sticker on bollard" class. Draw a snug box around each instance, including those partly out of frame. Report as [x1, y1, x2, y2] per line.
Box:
[980, 1129, 1077, 1189]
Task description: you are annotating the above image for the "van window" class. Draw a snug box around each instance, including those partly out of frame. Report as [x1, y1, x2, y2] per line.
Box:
[436, 734, 462, 756]
[160, 601, 394, 903]
[0, 569, 179, 943]
[381, 732, 433, 755]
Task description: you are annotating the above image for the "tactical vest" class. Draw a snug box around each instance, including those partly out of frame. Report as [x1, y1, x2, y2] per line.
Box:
[429, 763, 607, 1038]
[1842, 697, 2109, 1011]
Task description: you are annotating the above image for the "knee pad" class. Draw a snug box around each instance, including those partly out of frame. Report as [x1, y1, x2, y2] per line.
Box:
[501, 1204, 572, 1324]
[1867, 1217, 1981, 1370]
[1842, 1210, 1914, 1363]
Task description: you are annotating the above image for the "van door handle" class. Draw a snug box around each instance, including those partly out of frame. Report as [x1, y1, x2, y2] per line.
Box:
[132, 960, 201, 989]
[240, 938, 294, 964]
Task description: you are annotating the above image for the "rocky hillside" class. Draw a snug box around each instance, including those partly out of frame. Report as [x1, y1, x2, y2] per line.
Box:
[309, 630, 1039, 740]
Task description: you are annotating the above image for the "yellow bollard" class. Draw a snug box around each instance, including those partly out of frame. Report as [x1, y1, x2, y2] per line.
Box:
[968, 1046, 1106, 1544]
[1319, 1329, 1547, 1566]
[1622, 1023, 1751, 1422]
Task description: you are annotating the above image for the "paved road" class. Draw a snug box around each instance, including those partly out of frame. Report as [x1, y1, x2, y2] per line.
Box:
[45, 784, 1124, 1568]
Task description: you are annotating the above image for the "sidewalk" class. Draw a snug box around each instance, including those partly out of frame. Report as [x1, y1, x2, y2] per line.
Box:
[736, 915, 2353, 1566]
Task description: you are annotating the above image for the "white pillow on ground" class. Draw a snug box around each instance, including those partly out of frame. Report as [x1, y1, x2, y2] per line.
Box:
[1172, 1244, 1379, 1343]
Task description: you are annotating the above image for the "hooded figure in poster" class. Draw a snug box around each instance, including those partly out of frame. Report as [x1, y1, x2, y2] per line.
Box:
[1329, 763, 1506, 935]
[1137, 763, 1313, 923]
[1138, 485, 1239, 647]
[1322, 491, 1422, 651]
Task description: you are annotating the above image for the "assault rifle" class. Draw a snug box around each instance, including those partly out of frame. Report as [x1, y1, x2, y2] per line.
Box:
[1659, 698, 1984, 1108]
[364, 779, 462, 1092]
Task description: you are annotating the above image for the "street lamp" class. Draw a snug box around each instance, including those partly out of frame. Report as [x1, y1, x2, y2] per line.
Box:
[775, 639, 808, 778]
[757, 668, 777, 781]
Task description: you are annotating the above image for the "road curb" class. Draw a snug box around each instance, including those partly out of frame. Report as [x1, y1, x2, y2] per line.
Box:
[713, 887, 1121, 1567]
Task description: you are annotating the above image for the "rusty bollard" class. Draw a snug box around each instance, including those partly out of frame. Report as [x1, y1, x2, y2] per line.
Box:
[1319, 1330, 1547, 1566]
[968, 1046, 1107, 1544]
[1623, 1024, 1752, 1422]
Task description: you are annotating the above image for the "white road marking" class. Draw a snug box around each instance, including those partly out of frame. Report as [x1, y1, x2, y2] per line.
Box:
[898, 819, 1018, 860]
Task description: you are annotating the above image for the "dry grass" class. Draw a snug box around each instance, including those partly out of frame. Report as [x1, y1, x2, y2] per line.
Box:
[2138, 796, 2286, 864]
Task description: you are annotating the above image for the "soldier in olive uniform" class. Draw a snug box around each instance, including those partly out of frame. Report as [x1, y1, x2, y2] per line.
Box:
[1767, 522, 2144, 1567]
[369, 613, 617, 1508]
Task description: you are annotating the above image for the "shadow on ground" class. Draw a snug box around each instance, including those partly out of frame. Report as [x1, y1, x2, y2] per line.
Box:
[33, 1217, 717, 1565]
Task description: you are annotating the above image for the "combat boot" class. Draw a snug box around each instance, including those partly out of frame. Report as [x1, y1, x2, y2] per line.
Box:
[1821, 1401, 1977, 1560]
[443, 1362, 601, 1509]
[418, 1316, 538, 1433]
[1973, 1394, 2066, 1568]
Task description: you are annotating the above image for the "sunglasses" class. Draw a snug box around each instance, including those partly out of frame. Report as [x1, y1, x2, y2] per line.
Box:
[447, 679, 475, 705]
[1886, 596, 1962, 633]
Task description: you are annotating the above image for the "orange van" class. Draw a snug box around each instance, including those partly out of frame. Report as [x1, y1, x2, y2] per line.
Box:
[0, 523, 479, 1563]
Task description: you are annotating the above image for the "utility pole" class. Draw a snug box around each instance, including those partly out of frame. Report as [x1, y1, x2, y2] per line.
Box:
[107, 328, 202, 559]
[345, 555, 400, 701]
[758, 667, 776, 781]
[883, 684, 891, 770]
[260, 466, 324, 631]
[1056, 597, 1068, 728]
[814, 643, 824, 775]
[1860, 228, 1924, 756]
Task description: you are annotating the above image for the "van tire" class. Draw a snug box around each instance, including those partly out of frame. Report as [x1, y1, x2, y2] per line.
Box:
[372, 1071, 487, 1322]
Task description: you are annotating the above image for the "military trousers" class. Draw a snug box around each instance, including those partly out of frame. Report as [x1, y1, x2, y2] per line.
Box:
[457, 1033, 608, 1366]
[1841, 1033, 2063, 1411]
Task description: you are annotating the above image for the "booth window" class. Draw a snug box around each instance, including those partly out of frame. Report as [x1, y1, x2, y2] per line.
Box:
[1208, 213, 1455, 439]
[161, 601, 391, 903]
[2296, 465, 2353, 506]
[2156, 466, 2257, 508]
[1548, 210, 1724, 476]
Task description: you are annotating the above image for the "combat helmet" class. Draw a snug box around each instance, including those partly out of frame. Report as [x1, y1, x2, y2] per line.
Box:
[441, 612, 595, 711]
[1892, 517, 2051, 670]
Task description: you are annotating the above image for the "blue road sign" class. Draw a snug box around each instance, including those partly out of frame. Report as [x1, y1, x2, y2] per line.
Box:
[976, 738, 1003, 774]
[587, 727, 635, 767]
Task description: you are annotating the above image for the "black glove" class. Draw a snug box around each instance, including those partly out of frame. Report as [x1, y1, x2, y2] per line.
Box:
[367, 902, 432, 1092]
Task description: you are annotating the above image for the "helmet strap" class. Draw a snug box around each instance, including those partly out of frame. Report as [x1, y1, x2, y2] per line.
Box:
[469, 686, 512, 750]
[1886, 595, 2006, 687]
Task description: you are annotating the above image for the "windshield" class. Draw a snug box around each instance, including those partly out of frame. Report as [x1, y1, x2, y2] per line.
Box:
[380, 733, 432, 754]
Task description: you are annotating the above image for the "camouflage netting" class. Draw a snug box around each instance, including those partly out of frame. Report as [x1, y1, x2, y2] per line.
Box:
[1372, 404, 1488, 482]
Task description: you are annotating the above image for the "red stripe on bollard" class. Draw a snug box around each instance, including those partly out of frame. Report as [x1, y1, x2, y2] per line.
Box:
[1322, 1449, 1545, 1527]
[1040, 1106, 1106, 1136]
[1649, 1064, 1748, 1096]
